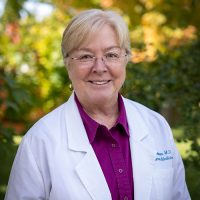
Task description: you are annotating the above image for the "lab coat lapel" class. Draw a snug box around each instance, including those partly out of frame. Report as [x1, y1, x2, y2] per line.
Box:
[75, 148, 111, 200]
[64, 94, 111, 200]
[124, 99, 155, 200]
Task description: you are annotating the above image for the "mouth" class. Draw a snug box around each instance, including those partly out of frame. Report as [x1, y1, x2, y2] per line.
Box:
[88, 80, 111, 85]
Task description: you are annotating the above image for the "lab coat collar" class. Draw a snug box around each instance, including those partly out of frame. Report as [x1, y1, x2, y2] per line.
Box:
[123, 97, 155, 200]
[64, 93, 90, 152]
[64, 93, 112, 200]
[123, 97, 149, 141]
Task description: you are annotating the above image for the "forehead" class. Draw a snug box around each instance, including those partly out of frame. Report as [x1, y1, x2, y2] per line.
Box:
[77, 25, 119, 51]
[77, 46, 121, 52]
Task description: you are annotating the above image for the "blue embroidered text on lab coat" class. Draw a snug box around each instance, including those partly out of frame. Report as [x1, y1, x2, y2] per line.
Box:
[155, 150, 173, 161]
[155, 156, 173, 161]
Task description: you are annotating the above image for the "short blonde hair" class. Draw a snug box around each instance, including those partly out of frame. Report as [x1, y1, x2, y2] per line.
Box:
[61, 9, 131, 58]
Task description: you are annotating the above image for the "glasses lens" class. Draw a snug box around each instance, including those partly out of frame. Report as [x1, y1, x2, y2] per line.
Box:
[77, 54, 94, 63]
[71, 49, 127, 67]
[104, 50, 127, 66]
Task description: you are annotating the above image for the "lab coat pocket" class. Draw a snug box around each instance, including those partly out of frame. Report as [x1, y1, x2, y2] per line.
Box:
[151, 168, 174, 200]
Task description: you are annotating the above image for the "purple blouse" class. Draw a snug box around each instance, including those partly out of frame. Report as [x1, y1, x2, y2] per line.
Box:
[75, 94, 134, 200]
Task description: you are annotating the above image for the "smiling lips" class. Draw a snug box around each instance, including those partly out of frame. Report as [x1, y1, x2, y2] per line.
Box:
[88, 80, 111, 85]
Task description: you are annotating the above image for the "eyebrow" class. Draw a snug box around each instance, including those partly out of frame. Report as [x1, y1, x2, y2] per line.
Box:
[77, 46, 121, 52]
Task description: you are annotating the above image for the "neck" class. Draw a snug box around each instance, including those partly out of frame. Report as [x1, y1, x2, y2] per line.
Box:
[80, 97, 119, 129]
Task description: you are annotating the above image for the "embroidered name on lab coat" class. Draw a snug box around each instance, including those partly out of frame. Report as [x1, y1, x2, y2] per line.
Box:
[155, 150, 173, 161]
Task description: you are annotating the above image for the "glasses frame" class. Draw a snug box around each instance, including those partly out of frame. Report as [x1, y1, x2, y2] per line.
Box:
[66, 49, 129, 67]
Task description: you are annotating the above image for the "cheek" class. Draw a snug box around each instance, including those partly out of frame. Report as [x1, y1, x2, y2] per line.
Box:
[67, 66, 89, 83]
[67, 64, 79, 81]
[115, 66, 126, 80]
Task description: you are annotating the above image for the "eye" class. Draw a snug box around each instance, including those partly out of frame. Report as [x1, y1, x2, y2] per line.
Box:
[105, 52, 120, 59]
[78, 54, 94, 61]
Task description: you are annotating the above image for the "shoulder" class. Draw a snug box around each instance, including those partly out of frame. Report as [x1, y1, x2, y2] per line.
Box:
[24, 94, 78, 144]
[23, 97, 75, 150]
[27, 103, 66, 136]
[123, 97, 173, 140]
[123, 97, 166, 123]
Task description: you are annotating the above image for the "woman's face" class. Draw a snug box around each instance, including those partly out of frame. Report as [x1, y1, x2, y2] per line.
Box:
[66, 24, 127, 106]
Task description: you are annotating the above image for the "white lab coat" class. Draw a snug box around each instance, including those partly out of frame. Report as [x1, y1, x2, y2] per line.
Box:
[5, 93, 190, 200]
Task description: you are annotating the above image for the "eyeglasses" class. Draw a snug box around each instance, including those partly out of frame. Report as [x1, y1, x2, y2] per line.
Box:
[68, 49, 128, 67]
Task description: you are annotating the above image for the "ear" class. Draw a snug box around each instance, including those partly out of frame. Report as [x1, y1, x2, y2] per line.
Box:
[64, 59, 72, 81]
[124, 58, 129, 67]
[63, 57, 69, 67]
[125, 54, 131, 66]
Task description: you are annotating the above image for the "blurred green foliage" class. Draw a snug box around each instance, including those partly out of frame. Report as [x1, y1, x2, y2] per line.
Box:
[123, 38, 200, 198]
[0, 0, 199, 199]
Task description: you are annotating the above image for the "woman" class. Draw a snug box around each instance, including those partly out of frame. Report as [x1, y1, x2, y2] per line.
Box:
[5, 9, 190, 200]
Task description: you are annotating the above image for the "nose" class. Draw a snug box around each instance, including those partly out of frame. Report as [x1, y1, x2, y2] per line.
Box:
[92, 57, 107, 73]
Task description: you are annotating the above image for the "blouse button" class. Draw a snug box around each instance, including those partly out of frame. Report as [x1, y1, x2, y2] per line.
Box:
[111, 143, 116, 148]
[124, 196, 128, 200]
